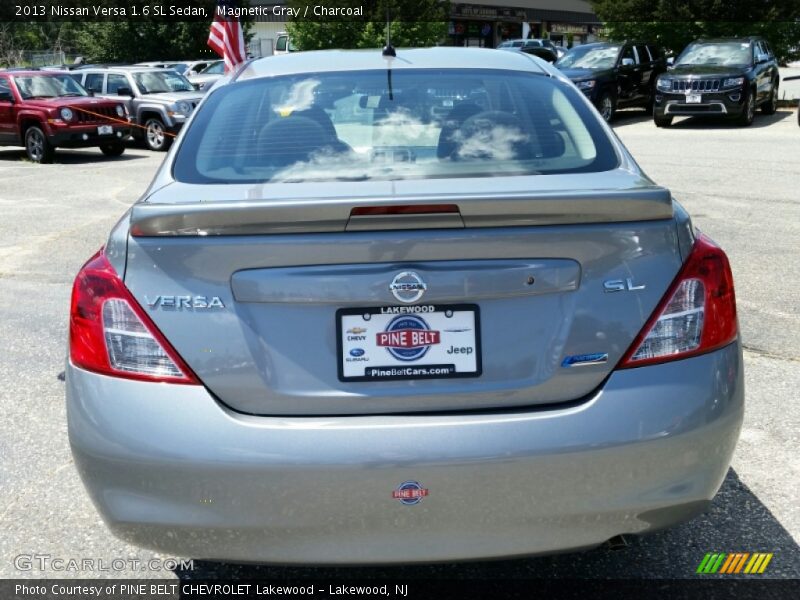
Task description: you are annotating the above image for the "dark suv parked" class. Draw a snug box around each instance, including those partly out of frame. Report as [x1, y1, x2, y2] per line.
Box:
[0, 70, 130, 163]
[653, 37, 779, 127]
[498, 38, 559, 62]
[555, 41, 666, 122]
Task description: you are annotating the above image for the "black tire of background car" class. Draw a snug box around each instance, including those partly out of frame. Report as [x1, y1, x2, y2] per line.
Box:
[761, 83, 778, 115]
[144, 117, 171, 152]
[24, 126, 55, 164]
[645, 85, 655, 115]
[596, 90, 616, 123]
[100, 143, 126, 157]
[654, 114, 672, 128]
[738, 89, 756, 126]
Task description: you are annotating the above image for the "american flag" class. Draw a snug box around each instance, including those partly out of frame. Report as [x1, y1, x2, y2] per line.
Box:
[208, 0, 247, 73]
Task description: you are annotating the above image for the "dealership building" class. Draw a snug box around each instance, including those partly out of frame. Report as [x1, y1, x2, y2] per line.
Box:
[247, 0, 600, 56]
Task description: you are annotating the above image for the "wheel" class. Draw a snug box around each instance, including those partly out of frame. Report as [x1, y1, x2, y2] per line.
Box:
[596, 91, 616, 122]
[654, 114, 672, 128]
[738, 90, 755, 126]
[761, 83, 778, 115]
[25, 126, 55, 163]
[144, 117, 171, 151]
[100, 142, 125, 157]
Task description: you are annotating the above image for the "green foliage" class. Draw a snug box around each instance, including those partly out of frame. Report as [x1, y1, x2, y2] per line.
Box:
[0, 19, 255, 66]
[74, 22, 219, 63]
[287, 0, 449, 50]
[0, 22, 80, 66]
[590, 0, 800, 63]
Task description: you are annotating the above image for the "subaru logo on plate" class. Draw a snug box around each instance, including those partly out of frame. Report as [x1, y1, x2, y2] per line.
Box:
[349, 348, 365, 357]
[389, 271, 427, 303]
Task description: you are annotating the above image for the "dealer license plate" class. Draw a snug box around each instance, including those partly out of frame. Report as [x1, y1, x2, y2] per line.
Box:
[97, 125, 113, 135]
[686, 94, 702, 104]
[337, 304, 481, 381]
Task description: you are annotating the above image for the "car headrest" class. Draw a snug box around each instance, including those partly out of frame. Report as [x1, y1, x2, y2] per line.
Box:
[450, 110, 533, 161]
[436, 102, 484, 159]
[293, 106, 338, 140]
[257, 116, 330, 168]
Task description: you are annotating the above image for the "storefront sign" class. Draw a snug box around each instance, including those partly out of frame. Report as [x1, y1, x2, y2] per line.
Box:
[550, 22, 589, 34]
[453, 4, 526, 21]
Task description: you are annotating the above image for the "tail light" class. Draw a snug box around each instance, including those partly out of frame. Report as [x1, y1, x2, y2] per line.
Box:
[618, 233, 737, 368]
[69, 250, 199, 384]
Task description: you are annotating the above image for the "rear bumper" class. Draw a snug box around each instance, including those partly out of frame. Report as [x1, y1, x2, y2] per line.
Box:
[67, 341, 744, 564]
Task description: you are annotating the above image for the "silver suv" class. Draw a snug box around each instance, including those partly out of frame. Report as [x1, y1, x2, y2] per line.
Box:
[73, 67, 204, 151]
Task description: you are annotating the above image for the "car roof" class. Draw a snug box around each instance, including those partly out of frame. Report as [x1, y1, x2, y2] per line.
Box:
[237, 47, 548, 82]
[78, 66, 178, 73]
[692, 37, 762, 44]
[0, 69, 68, 76]
[570, 41, 657, 50]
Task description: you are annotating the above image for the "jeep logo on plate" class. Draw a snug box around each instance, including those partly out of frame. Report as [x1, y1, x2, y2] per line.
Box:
[389, 271, 427, 303]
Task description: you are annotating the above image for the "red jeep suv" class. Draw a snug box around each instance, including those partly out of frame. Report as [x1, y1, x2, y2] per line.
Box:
[0, 70, 131, 163]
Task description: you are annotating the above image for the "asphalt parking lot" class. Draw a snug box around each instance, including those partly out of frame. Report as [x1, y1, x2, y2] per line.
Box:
[1, 109, 798, 581]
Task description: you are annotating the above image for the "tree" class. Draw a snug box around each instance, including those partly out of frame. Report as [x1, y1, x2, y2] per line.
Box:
[590, 0, 800, 64]
[0, 22, 79, 67]
[286, 0, 449, 51]
[73, 22, 219, 63]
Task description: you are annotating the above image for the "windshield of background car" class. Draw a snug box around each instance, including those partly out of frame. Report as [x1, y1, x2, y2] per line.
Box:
[556, 46, 620, 69]
[132, 70, 194, 94]
[676, 42, 753, 67]
[13, 74, 89, 99]
[201, 61, 225, 75]
[174, 69, 618, 185]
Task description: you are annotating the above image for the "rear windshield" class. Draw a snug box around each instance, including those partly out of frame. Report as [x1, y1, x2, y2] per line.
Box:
[173, 68, 618, 184]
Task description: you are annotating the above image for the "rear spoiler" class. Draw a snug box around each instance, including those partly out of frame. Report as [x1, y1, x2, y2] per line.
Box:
[129, 188, 673, 237]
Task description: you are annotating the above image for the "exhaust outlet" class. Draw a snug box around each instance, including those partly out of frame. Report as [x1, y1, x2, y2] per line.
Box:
[605, 535, 630, 551]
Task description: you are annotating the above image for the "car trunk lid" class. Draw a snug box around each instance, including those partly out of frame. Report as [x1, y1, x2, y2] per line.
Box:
[123, 174, 682, 415]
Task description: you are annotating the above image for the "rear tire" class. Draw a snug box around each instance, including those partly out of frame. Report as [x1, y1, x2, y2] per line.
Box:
[100, 143, 125, 157]
[25, 126, 55, 164]
[761, 83, 778, 115]
[596, 91, 616, 123]
[738, 90, 755, 126]
[654, 114, 672, 128]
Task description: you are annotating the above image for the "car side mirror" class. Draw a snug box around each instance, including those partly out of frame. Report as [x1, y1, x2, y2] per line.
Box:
[621, 58, 635, 67]
[666, 56, 675, 66]
[755, 54, 769, 64]
[0, 91, 14, 103]
[117, 87, 133, 97]
[87, 89, 95, 97]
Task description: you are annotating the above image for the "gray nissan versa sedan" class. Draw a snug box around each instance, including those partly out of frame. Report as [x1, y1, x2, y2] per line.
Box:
[67, 48, 743, 564]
